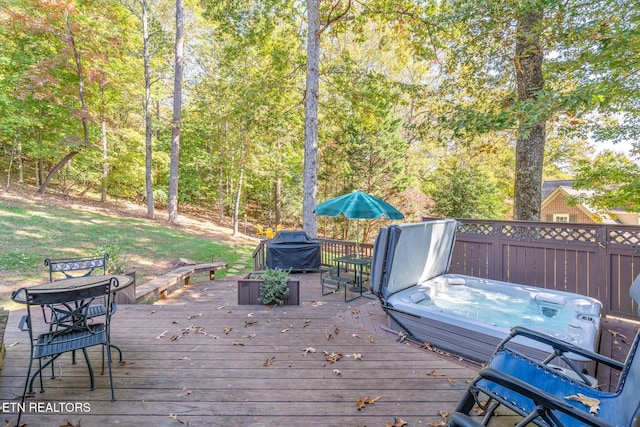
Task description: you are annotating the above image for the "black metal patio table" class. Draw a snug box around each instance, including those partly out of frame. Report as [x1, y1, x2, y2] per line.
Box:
[334, 254, 372, 302]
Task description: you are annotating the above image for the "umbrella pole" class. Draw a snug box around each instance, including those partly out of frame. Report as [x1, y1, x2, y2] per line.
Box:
[356, 219, 360, 258]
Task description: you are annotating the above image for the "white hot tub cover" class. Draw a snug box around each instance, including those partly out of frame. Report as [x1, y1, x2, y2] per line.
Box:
[370, 219, 458, 300]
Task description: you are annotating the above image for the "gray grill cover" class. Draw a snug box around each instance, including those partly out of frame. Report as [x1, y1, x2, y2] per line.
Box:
[266, 231, 321, 271]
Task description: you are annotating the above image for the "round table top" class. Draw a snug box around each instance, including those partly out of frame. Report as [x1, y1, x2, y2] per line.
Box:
[12, 274, 134, 304]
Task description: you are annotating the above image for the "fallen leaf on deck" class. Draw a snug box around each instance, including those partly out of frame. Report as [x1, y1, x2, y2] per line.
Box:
[179, 356, 191, 361]
[323, 351, 343, 363]
[333, 369, 342, 376]
[243, 333, 257, 339]
[428, 422, 446, 426]
[352, 334, 361, 338]
[386, 417, 408, 427]
[422, 342, 434, 351]
[368, 336, 375, 343]
[357, 396, 381, 410]
[352, 308, 360, 314]
[7, 341, 20, 348]
[398, 332, 407, 342]
[565, 393, 600, 414]
[232, 341, 244, 346]
[59, 421, 81, 427]
[346, 353, 363, 361]
[179, 388, 192, 396]
[426, 370, 445, 377]
[156, 330, 169, 339]
[302, 319, 311, 328]
[438, 410, 449, 418]
[263, 356, 276, 366]
[223, 328, 232, 334]
[447, 378, 455, 385]
[245, 321, 257, 327]
[302, 347, 316, 355]
[326, 332, 333, 340]
[247, 312, 254, 317]
[608, 329, 627, 339]
[334, 327, 340, 335]
[281, 328, 290, 333]
[217, 304, 227, 310]
[309, 301, 325, 307]
[168, 413, 189, 424]
[187, 313, 202, 320]
[170, 334, 181, 341]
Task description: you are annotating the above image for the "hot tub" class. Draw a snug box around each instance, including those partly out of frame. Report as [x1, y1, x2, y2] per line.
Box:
[370, 219, 602, 371]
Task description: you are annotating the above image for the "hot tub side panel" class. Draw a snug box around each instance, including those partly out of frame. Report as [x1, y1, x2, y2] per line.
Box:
[385, 308, 595, 374]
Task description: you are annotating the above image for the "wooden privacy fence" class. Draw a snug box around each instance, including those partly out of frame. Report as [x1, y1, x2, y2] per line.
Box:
[432, 218, 640, 319]
[252, 219, 640, 318]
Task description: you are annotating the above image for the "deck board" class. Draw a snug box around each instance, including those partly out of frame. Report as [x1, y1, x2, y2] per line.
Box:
[1, 271, 636, 426]
[0, 273, 477, 426]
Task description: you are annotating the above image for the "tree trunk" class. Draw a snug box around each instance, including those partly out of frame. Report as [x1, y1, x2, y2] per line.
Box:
[101, 118, 108, 202]
[302, 0, 320, 238]
[233, 168, 243, 236]
[218, 123, 226, 222]
[168, 0, 184, 225]
[65, 11, 90, 146]
[142, 0, 155, 219]
[17, 130, 23, 183]
[513, 10, 545, 221]
[38, 151, 80, 194]
[275, 176, 282, 226]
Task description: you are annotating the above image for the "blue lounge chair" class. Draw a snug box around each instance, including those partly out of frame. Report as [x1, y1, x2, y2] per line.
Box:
[447, 274, 640, 427]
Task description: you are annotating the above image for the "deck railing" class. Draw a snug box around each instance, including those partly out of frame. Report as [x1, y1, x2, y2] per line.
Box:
[252, 238, 373, 271]
[252, 219, 640, 318]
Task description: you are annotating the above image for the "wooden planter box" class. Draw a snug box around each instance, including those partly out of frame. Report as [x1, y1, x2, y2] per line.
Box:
[237, 272, 300, 305]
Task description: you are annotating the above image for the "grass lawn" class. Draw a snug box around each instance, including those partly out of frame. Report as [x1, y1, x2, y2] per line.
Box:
[0, 194, 257, 309]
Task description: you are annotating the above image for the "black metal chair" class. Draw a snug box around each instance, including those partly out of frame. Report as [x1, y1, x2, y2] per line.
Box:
[447, 274, 640, 427]
[13, 277, 118, 425]
[44, 254, 123, 366]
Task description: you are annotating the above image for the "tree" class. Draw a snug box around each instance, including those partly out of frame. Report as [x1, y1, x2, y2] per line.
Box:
[302, 0, 321, 238]
[572, 151, 640, 212]
[168, 0, 184, 225]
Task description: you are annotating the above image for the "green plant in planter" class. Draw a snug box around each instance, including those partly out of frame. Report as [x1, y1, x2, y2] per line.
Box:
[258, 268, 291, 305]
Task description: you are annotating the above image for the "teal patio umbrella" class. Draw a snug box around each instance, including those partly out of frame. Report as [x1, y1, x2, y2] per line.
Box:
[315, 190, 404, 256]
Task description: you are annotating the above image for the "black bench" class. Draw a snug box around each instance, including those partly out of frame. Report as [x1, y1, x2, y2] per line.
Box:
[44, 254, 109, 281]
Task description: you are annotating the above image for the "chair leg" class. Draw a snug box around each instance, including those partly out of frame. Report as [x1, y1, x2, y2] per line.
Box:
[18, 352, 36, 427]
[104, 343, 116, 401]
[81, 348, 96, 391]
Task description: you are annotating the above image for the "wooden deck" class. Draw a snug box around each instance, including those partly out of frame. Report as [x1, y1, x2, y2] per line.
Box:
[1, 271, 636, 426]
[0, 272, 478, 426]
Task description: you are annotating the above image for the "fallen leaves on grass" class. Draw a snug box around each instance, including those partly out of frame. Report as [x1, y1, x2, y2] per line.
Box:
[565, 393, 601, 414]
[356, 396, 381, 410]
